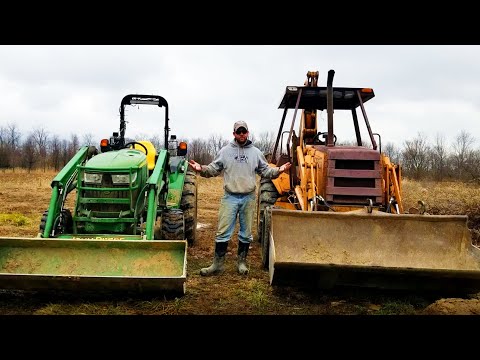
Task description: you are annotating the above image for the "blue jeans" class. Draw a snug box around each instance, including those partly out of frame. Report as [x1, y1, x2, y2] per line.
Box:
[215, 192, 256, 244]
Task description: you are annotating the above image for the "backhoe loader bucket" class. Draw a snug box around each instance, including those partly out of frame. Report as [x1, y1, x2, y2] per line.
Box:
[0, 237, 187, 295]
[269, 209, 480, 293]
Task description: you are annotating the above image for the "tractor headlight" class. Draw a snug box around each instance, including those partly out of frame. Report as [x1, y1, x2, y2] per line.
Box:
[111, 173, 137, 184]
[84, 173, 103, 184]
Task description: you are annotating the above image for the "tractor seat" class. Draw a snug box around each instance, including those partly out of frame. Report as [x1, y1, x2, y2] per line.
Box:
[133, 141, 157, 171]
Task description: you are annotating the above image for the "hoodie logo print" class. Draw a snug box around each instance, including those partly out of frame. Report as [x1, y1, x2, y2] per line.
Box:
[235, 154, 248, 163]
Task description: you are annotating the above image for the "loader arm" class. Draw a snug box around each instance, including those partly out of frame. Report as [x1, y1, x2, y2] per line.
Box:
[42, 146, 91, 238]
[145, 149, 168, 239]
[165, 156, 189, 209]
[383, 155, 403, 213]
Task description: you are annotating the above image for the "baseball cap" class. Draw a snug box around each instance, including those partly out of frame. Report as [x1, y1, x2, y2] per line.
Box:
[233, 121, 248, 132]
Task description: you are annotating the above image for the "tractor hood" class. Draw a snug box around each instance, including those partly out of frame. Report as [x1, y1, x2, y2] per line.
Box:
[85, 149, 147, 170]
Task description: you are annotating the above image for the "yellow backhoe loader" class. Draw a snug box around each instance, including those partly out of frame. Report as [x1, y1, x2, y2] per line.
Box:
[257, 70, 480, 292]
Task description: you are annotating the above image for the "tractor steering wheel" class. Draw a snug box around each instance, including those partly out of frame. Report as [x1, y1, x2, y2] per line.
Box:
[124, 141, 148, 155]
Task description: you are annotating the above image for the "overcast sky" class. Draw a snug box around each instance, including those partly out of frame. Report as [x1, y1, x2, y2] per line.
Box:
[0, 45, 479, 149]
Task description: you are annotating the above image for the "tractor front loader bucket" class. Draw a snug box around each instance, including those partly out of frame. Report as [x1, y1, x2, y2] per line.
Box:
[0, 237, 187, 295]
[268, 209, 480, 293]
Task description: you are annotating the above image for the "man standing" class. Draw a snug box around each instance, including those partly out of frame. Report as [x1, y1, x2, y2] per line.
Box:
[188, 120, 291, 276]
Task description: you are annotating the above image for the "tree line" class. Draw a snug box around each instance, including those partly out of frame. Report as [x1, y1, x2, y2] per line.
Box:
[1, 122, 478, 182]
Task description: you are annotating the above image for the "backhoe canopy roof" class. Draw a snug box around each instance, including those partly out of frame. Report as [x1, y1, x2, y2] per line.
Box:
[278, 86, 375, 110]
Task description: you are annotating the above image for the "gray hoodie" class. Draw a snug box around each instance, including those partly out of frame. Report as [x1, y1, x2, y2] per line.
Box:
[200, 139, 280, 194]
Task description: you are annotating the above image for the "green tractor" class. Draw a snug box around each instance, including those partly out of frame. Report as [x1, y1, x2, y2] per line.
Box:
[0, 94, 197, 295]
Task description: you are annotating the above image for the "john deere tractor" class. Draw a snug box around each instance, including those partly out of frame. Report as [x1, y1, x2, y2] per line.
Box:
[0, 94, 197, 294]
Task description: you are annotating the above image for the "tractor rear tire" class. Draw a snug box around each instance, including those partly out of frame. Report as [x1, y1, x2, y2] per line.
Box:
[181, 170, 198, 246]
[160, 208, 185, 240]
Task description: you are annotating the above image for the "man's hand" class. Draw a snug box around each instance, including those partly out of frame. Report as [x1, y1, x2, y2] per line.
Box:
[188, 159, 202, 172]
[279, 162, 291, 173]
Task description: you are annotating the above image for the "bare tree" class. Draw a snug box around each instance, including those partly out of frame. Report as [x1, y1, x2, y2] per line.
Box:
[149, 134, 163, 150]
[430, 133, 449, 181]
[6, 122, 21, 170]
[0, 126, 5, 146]
[22, 133, 37, 172]
[82, 133, 96, 147]
[451, 130, 475, 181]
[32, 127, 49, 172]
[187, 138, 212, 164]
[382, 142, 402, 165]
[401, 132, 430, 180]
[465, 149, 480, 181]
[132, 132, 149, 141]
[61, 139, 70, 167]
[254, 131, 276, 157]
[49, 135, 62, 171]
[0, 126, 8, 170]
[208, 133, 228, 160]
[69, 134, 80, 160]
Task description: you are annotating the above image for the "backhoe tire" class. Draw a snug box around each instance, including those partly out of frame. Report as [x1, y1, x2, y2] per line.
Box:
[261, 206, 272, 270]
[181, 170, 198, 246]
[256, 179, 278, 243]
[160, 209, 185, 240]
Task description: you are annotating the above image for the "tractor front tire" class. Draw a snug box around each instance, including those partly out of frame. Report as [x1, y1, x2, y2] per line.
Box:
[39, 210, 49, 237]
[160, 209, 185, 240]
[39, 209, 73, 237]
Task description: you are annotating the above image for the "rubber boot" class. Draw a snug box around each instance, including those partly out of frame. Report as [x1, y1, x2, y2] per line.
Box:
[200, 241, 228, 276]
[237, 241, 250, 275]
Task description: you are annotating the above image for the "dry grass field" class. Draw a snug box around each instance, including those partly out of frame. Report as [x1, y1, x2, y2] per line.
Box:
[0, 169, 480, 315]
